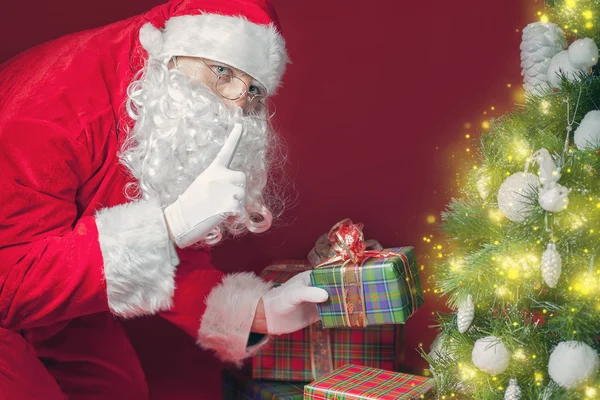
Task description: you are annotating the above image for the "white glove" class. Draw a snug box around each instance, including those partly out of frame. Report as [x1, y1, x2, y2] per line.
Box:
[164, 124, 246, 248]
[262, 270, 329, 335]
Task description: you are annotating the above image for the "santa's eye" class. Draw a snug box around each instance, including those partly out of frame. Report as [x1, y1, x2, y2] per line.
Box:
[213, 65, 233, 78]
[248, 85, 262, 96]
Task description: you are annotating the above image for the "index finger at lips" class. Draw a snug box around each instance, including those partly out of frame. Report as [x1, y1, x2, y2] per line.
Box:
[212, 123, 243, 167]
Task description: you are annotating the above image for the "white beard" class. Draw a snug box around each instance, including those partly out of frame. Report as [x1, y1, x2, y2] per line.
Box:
[120, 59, 279, 240]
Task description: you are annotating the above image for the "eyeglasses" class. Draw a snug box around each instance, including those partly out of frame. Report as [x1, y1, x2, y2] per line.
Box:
[173, 56, 276, 120]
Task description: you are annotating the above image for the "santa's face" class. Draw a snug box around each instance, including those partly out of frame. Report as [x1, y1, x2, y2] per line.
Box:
[120, 56, 282, 239]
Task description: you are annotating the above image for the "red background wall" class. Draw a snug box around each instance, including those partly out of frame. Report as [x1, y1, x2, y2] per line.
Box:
[3, 1, 534, 398]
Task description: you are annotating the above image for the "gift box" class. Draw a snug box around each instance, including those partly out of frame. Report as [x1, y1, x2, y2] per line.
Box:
[222, 367, 306, 400]
[253, 261, 403, 382]
[303, 364, 435, 400]
[310, 219, 424, 329]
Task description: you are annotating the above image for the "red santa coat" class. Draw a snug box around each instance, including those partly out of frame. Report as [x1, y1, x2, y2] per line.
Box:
[0, 2, 271, 393]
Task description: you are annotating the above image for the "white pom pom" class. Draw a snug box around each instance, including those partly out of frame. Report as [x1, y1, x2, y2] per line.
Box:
[548, 341, 600, 389]
[547, 50, 584, 88]
[574, 110, 600, 150]
[139, 22, 163, 57]
[472, 336, 511, 375]
[568, 38, 599, 70]
[457, 295, 475, 333]
[541, 242, 562, 288]
[497, 172, 540, 222]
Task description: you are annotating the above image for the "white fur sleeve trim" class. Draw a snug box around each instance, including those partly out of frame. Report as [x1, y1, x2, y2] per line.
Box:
[95, 199, 179, 318]
[197, 272, 273, 367]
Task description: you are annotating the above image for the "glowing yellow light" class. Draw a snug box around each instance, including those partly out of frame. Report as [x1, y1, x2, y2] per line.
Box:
[541, 100, 550, 114]
[459, 364, 478, 381]
[532, 354, 537, 359]
[513, 348, 526, 360]
[488, 209, 504, 223]
[571, 308, 576, 312]
[543, 309, 547, 313]
[591, 230, 595, 234]
[586, 22, 594, 28]
[491, 106, 495, 110]
[496, 286, 509, 297]
[540, 14, 549, 23]
[426, 215, 436, 224]
[565, 0, 576, 8]
[466, 148, 471, 152]
[472, 165, 478, 170]
[465, 134, 470, 139]
[492, 377, 497, 381]
[498, 386, 503, 391]
[507, 83, 512, 88]
[585, 387, 597, 398]
[583, 10, 593, 19]
[436, 245, 442, 250]
[535, 372, 543, 380]
[512, 139, 531, 160]
[508, 155, 513, 161]
[567, 168, 572, 173]
[597, 203, 600, 208]
[508, 268, 520, 280]
[481, 120, 490, 129]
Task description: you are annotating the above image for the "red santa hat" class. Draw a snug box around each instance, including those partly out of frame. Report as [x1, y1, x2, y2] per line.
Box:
[139, 0, 289, 94]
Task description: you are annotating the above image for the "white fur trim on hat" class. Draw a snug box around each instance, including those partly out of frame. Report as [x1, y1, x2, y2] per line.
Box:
[139, 14, 288, 94]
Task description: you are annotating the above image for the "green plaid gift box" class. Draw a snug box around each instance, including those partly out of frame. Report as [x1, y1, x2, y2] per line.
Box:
[303, 364, 434, 399]
[253, 261, 404, 382]
[222, 368, 306, 400]
[310, 247, 424, 329]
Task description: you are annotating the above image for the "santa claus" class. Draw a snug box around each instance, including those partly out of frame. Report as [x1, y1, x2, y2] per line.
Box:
[0, 0, 328, 398]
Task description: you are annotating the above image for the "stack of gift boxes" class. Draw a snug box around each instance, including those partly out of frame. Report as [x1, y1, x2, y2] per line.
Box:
[222, 219, 435, 399]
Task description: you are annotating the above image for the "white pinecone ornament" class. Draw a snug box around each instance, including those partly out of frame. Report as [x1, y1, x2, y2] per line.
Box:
[457, 295, 475, 333]
[542, 242, 562, 288]
[504, 379, 522, 400]
[520, 22, 567, 95]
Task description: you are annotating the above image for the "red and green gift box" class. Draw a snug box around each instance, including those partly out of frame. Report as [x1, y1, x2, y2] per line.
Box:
[309, 219, 424, 329]
[222, 367, 305, 399]
[252, 261, 403, 382]
[303, 364, 435, 400]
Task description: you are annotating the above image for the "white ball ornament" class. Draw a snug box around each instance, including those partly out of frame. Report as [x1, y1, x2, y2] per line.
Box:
[568, 38, 599, 70]
[574, 110, 600, 150]
[548, 341, 600, 389]
[472, 336, 511, 375]
[497, 172, 540, 222]
[547, 50, 584, 88]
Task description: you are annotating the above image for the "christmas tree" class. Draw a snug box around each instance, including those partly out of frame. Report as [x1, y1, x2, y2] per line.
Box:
[424, 1, 600, 399]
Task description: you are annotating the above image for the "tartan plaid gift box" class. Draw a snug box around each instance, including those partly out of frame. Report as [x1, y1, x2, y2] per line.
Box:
[303, 364, 434, 400]
[222, 367, 306, 400]
[252, 261, 403, 382]
[310, 219, 424, 329]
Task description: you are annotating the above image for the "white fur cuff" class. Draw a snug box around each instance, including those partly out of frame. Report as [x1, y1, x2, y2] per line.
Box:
[197, 272, 273, 367]
[96, 199, 178, 318]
